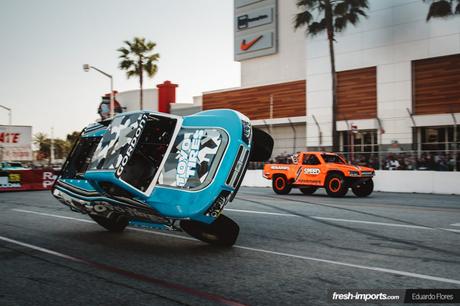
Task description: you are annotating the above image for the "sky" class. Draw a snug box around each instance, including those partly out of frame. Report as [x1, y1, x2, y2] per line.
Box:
[0, 0, 241, 138]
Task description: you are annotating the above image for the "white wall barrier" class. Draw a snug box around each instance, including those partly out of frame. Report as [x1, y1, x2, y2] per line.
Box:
[242, 170, 460, 195]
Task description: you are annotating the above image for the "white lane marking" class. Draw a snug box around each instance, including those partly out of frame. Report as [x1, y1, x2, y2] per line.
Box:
[12, 208, 196, 241]
[440, 228, 460, 233]
[0, 235, 84, 263]
[8, 209, 460, 286]
[225, 208, 433, 230]
[13, 209, 94, 223]
[235, 245, 460, 285]
[451, 223, 460, 227]
[310, 216, 431, 230]
[225, 208, 297, 217]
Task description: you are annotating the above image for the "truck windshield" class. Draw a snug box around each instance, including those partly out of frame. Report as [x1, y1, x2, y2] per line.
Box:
[89, 112, 177, 192]
[321, 153, 346, 164]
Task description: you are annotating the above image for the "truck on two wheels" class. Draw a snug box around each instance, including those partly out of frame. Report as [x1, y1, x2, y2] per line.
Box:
[263, 152, 375, 197]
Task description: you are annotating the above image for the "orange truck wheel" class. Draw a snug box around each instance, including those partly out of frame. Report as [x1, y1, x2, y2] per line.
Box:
[272, 175, 292, 195]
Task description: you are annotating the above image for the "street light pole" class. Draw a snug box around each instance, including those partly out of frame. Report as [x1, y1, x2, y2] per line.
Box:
[0, 105, 12, 125]
[83, 64, 114, 118]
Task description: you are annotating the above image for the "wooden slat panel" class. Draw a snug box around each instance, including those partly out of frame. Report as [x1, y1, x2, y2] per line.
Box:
[413, 54, 460, 115]
[337, 67, 377, 120]
[203, 80, 306, 120]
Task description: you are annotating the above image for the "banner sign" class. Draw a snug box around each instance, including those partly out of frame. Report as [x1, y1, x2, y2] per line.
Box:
[0, 169, 58, 192]
[0, 125, 33, 161]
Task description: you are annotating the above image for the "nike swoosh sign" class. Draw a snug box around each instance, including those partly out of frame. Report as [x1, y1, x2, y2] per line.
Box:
[240, 35, 263, 51]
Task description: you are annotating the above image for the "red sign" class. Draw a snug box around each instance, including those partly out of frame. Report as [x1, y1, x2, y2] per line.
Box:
[0, 132, 20, 143]
[0, 169, 58, 192]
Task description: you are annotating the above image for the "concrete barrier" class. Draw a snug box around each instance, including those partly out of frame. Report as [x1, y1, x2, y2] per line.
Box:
[242, 169, 460, 195]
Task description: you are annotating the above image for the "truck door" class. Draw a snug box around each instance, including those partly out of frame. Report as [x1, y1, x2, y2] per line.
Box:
[296, 154, 323, 186]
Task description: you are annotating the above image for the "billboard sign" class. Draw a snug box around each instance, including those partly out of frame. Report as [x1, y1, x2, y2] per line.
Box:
[0, 125, 33, 161]
[235, 0, 263, 8]
[234, 0, 277, 61]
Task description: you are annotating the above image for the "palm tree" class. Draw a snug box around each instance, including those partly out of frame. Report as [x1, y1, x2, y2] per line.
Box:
[33, 133, 50, 160]
[424, 0, 460, 20]
[117, 37, 160, 110]
[294, 0, 369, 151]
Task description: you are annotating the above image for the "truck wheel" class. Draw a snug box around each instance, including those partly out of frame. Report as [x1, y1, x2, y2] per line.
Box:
[325, 173, 348, 197]
[89, 214, 129, 232]
[249, 128, 274, 162]
[180, 214, 239, 247]
[272, 175, 291, 195]
[352, 179, 374, 197]
[300, 187, 317, 195]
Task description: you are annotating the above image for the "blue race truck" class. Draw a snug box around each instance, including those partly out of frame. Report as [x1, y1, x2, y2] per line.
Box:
[52, 109, 273, 246]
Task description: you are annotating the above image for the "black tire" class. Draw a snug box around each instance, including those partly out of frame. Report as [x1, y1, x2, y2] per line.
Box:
[249, 128, 274, 162]
[352, 179, 374, 197]
[325, 173, 348, 197]
[272, 175, 292, 195]
[89, 214, 129, 232]
[180, 214, 239, 247]
[300, 186, 317, 195]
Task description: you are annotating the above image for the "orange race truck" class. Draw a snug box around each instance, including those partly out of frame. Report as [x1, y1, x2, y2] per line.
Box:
[263, 152, 375, 197]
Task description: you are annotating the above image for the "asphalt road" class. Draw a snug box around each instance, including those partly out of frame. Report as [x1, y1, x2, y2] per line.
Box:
[0, 188, 459, 305]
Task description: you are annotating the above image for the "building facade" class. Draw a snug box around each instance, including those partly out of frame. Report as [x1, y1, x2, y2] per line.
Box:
[201, 0, 460, 170]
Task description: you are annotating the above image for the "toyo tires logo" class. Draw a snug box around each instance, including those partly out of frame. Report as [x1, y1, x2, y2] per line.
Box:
[176, 130, 205, 187]
[115, 114, 148, 177]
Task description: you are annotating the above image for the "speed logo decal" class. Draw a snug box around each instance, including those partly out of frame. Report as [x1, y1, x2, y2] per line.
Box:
[304, 168, 321, 175]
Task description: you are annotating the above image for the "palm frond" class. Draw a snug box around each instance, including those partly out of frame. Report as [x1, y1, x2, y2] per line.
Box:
[426, 0, 453, 20]
[294, 10, 314, 29]
[308, 19, 327, 36]
[143, 61, 158, 77]
[296, 0, 319, 9]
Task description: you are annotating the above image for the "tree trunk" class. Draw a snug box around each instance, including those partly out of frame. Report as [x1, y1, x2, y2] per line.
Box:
[325, 0, 339, 152]
[139, 61, 143, 110]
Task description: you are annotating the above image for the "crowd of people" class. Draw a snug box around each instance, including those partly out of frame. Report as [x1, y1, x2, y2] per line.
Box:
[249, 151, 460, 171]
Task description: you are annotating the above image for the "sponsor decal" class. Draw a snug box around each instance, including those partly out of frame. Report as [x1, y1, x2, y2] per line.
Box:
[115, 114, 148, 177]
[237, 14, 268, 29]
[297, 179, 321, 185]
[295, 166, 303, 181]
[240, 35, 263, 51]
[42, 171, 57, 188]
[271, 166, 289, 170]
[304, 168, 321, 175]
[0, 132, 20, 144]
[176, 130, 205, 187]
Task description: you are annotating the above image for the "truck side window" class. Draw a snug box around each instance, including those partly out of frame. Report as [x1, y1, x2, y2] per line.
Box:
[306, 155, 321, 165]
[302, 154, 310, 165]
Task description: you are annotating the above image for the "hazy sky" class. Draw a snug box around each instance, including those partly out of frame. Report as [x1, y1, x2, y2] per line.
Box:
[0, 0, 240, 138]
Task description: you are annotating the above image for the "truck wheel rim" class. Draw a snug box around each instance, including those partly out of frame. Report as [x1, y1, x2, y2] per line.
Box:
[275, 177, 285, 190]
[329, 178, 341, 192]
